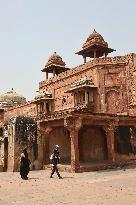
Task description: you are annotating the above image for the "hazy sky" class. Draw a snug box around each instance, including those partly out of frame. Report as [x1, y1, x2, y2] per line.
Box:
[0, 0, 136, 100]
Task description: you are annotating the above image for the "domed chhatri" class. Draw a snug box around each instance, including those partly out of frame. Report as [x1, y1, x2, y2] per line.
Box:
[42, 52, 69, 80]
[46, 52, 66, 67]
[0, 88, 26, 109]
[83, 29, 108, 49]
[76, 29, 115, 62]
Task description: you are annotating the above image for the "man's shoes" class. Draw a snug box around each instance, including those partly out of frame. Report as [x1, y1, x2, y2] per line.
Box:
[59, 176, 63, 179]
[50, 176, 53, 178]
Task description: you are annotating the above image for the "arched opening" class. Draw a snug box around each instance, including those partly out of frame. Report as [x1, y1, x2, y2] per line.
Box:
[49, 127, 71, 164]
[115, 126, 136, 160]
[4, 137, 8, 171]
[78, 125, 108, 164]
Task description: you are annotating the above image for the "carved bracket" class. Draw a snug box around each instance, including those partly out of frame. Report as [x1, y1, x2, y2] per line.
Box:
[103, 120, 116, 133]
[64, 117, 75, 130]
[64, 117, 82, 131]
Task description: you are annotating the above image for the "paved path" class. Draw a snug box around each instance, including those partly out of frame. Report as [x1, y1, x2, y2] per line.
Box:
[0, 167, 136, 205]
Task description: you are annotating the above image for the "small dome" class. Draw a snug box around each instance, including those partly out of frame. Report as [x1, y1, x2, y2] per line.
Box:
[45, 52, 65, 67]
[83, 29, 108, 49]
[0, 89, 26, 108]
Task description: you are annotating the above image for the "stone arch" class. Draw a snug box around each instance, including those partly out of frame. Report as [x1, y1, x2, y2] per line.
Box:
[78, 125, 108, 163]
[115, 126, 136, 155]
[105, 90, 120, 114]
[49, 127, 71, 163]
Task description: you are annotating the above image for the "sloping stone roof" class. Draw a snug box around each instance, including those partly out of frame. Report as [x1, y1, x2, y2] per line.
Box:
[83, 29, 108, 49]
[45, 52, 65, 68]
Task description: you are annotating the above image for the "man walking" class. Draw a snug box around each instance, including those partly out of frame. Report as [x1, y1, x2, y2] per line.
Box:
[50, 145, 62, 179]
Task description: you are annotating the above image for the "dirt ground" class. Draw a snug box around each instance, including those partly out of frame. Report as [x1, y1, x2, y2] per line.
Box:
[0, 167, 136, 205]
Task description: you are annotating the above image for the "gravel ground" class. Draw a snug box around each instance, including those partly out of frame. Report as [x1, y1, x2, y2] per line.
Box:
[0, 167, 136, 205]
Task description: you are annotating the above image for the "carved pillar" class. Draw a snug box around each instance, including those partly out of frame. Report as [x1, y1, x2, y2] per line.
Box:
[64, 117, 82, 172]
[38, 123, 52, 167]
[94, 49, 97, 58]
[104, 122, 115, 162]
[85, 90, 88, 105]
[44, 102, 47, 114]
[46, 72, 48, 80]
[53, 69, 55, 77]
[83, 56, 86, 63]
[37, 123, 44, 167]
[43, 127, 52, 164]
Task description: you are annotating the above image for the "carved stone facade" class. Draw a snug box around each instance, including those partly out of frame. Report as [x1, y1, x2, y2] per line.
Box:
[0, 29, 136, 172]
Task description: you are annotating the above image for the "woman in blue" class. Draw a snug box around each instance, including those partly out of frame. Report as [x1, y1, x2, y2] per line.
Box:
[50, 145, 62, 179]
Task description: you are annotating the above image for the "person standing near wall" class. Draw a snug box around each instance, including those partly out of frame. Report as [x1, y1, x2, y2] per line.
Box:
[20, 148, 31, 180]
[50, 145, 62, 179]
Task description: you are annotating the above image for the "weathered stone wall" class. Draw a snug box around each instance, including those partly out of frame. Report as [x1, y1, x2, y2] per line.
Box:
[40, 66, 98, 112]
[78, 126, 108, 162]
[0, 109, 4, 128]
[0, 141, 4, 170]
[4, 102, 36, 122]
[49, 127, 71, 163]
[39, 55, 130, 115]
[14, 141, 35, 172]
[3, 116, 37, 172]
[4, 125, 15, 171]
[125, 53, 136, 116]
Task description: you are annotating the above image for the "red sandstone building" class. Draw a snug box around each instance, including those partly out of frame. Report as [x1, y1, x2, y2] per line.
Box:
[0, 29, 136, 172]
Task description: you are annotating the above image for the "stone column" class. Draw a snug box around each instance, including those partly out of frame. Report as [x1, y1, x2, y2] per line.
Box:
[64, 117, 82, 172]
[43, 127, 52, 164]
[85, 90, 88, 105]
[36, 104, 38, 116]
[74, 93, 77, 106]
[46, 72, 48, 80]
[37, 123, 44, 168]
[104, 122, 115, 162]
[37, 123, 52, 168]
[44, 102, 46, 114]
[53, 69, 55, 77]
[83, 56, 86, 63]
[94, 49, 97, 58]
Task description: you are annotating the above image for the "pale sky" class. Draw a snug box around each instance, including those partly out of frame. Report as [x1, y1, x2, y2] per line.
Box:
[0, 0, 136, 100]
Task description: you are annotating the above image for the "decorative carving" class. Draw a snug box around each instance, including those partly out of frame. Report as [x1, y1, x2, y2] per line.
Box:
[64, 117, 75, 129]
[103, 120, 116, 134]
[75, 118, 82, 130]
[64, 117, 82, 131]
[105, 90, 120, 114]
[39, 126, 52, 135]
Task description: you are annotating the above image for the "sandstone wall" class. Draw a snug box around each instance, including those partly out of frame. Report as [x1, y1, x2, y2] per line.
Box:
[39, 56, 130, 115]
[4, 102, 36, 121]
[48, 127, 71, 163]
[78, 126, 108, 162]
